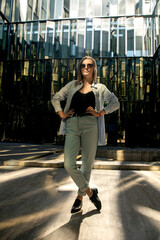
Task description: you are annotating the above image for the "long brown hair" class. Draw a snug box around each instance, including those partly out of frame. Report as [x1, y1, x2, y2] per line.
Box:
[76, 56, 97, 86]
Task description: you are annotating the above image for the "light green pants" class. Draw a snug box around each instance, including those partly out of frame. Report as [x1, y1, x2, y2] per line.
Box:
[64, 115, 98, 196]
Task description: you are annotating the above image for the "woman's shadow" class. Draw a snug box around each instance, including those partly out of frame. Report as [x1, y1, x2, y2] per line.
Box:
[42, 209, 100, 240]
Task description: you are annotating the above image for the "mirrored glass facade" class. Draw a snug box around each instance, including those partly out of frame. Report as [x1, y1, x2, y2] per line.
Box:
[0, 0, 160, 147]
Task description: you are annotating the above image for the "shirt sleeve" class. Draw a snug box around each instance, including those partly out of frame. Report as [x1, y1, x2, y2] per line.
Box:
[51, 81, 75, 113]
[103, 86, 120, 114]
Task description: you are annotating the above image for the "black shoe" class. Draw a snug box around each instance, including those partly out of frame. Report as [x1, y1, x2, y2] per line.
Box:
[71, 198, 82, 214]
[90, 188, 102, 211]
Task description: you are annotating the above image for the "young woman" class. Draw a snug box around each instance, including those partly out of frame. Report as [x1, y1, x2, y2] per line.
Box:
[51, 56, 120, 214]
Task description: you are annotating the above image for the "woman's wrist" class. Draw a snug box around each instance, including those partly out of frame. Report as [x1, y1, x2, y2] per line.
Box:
[98, 109, 105, 117]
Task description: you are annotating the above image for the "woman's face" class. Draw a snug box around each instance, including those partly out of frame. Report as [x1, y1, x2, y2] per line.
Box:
[81, 59, 94, 78]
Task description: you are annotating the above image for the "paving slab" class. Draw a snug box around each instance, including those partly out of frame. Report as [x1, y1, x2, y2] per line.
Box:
[0, 166, 160, 240]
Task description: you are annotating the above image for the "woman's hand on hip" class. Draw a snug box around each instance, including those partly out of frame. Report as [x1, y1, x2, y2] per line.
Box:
[58, 109, 74, 119]
[86, 107, 105, 117]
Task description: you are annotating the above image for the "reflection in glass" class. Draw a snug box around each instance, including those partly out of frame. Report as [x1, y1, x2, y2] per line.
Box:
[48, 0, 55, 19]
[110, 0, 118, 16]
[79, 0, 85, 17]
[17, 24, 24, 60]
[41, 0, 47, 19]
[77, 20, 85, 57]
[45, 22, 54, 58]
[144, 18, 152, 56]
[63, 0, 70, 18]
[86, 19, 93, 55]
[135, 18, 143, 56]
[102, 0, 109, 16]
[70, 21, 77, 57]
[127, 18, 134, 57]
[33, 0, 40, 20]
[39, 23, 46, 59]
[54, 21, 61, 58]
[62, 21, 69, 58]
[31, 22, 38, 59]
[119, 18, 125, 56]
[102, 19, 109, 57]
[110, 18, 117, 57]
[93, 19, 101, 57]
[24, 23, 31, 59]
[70, 0, 78, 18]
[55, 0, 63, 18]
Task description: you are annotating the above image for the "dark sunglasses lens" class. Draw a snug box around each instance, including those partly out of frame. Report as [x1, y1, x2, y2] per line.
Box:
[81, 64, 85, 68]
[81, 64, 93, 68]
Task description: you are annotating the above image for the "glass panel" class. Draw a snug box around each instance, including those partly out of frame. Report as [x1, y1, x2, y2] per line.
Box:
[110, 18, 117, 57]
[63, 0, 70, 18]
[55, 0, 63, 18]
[19, 0, 27, 21]
[126, 58, 135, 101]
[45, 22, 54, 58]
[31, 22, 38, 59]
[102, 59, 109, 86]
[4, 0, 12, 19]
[62, 21, 69, 58]
[60, 59, 68, 86]
[70, 0, 78, 17]
[118, 0, 125, 15]
[127, 18, 134, 57]
[102, 0, 110, 16]
[24, 23, 31, 59]
[12, 0, 20, 21]
[85, 19, 93, 55]
[41, 0, 47, 19]
[126, 1, 134, 15]
[54, 21, 61, 58]
[119, 17, 125, 56]
[77, 20, 85, 57]
[110, 59, 117, 93]
[9, 24, 16, 59]
[110, 0, 118, 16]
[48, 0, 55, 19]
[135, 0, 142, 14]
[79, 0, 86, 17]
[94, 0, 101, 16]
[27, 3, 32, 21]
[17, 24, 24, 60]
[102, 19, 109, 57]
[39, 22, 46, 59]
[33, 0, 40, 20]
[135, 17, 143, 56]
[143, 0, 151, 14]
[70, 20, 77, 57]
[144, 17, 152, 56]
[86, 0, 93, 17]
[93, 19, 101, 57]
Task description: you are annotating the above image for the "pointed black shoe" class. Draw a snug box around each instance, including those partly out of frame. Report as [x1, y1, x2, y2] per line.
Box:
[71, 198, 82, 214]
[90, 188, 102, 211]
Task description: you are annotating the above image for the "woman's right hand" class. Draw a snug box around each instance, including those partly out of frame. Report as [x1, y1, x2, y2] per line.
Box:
[58, 109, 74, 119]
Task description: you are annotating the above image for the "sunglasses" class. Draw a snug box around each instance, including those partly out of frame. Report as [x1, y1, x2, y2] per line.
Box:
[81, 63, 93, 69]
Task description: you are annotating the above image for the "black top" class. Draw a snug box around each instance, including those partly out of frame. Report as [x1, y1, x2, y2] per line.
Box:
[69, 91, 95, 115]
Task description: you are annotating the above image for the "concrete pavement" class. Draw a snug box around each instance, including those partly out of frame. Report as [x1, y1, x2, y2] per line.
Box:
[0, 166, 160, 240]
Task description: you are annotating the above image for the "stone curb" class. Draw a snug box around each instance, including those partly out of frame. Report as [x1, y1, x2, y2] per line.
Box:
[3, 159, 160, 171]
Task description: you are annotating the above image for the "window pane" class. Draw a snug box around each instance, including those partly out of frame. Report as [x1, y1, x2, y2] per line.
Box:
[118, 0, 125, 15]
[102, 19, 109, 57]
[93, 19, 101, 57]
[102, 0, 109, 16]
[55, 0, 63, 18]
[17, 24, 24, 60]
[77, 20, 85, 57]
[119, 18, 125, 56]
[41, 0, 47, 19]
[39, 22, 46, 59]
[135, 18, 143, 56]
[24, 23, 31, 59]
[45, 22, 54, 58]
[70, 20, 77, 57]
[144, 18, 152, 56]
[62, 21, 69, 58]
[127, 18, 134, 57]
[86, 19, 93, 55]
[110, 0, 118, 16]
[54, 21, 61, 58]
[94, 0, 101, 16]
[63, 0, 70, 18]
[86, 0, 93, 17]
[110, 18, 117, 57]
[70, 0, 78, 17]
[31, 22, 38, 59]
[79, 0, 86, 17]
[48, 0, 55, 19]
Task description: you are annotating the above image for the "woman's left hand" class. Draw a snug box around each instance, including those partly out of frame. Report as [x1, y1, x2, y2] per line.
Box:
[86, 106, 105, 117]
